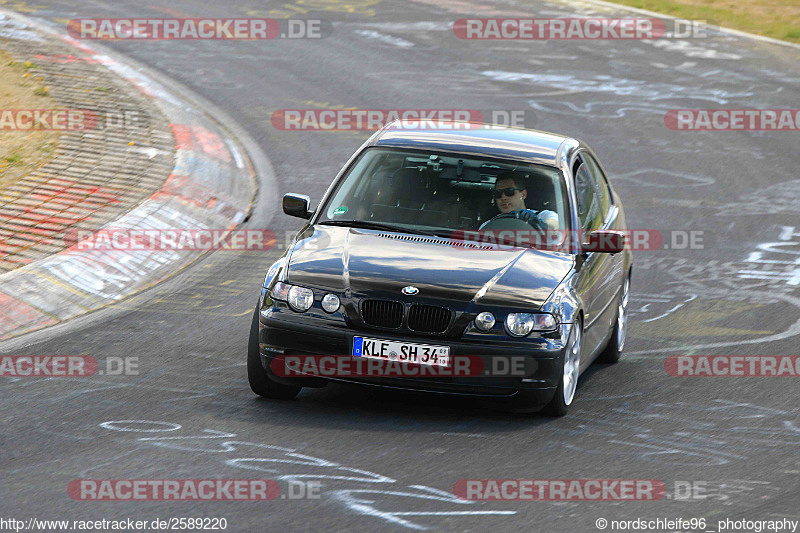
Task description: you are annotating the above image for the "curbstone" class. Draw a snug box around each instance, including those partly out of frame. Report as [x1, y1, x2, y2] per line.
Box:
[0, 9, 261, 340]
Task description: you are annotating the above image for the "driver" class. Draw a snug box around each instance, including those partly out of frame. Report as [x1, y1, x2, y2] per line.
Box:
[480, 172, 559, 230]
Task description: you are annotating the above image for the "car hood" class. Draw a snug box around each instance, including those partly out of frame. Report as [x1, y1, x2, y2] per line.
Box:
[286, 226, 574, 309]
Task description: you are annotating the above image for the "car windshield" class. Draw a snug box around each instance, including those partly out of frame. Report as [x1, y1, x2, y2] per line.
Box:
[316, 147, 569, 245]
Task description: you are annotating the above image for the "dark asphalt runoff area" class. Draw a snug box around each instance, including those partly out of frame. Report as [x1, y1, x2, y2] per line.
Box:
[1, 0, 799, 531]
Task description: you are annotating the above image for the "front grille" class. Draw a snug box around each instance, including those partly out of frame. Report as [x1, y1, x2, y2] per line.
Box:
[408, 304, 451, 333]
[361, 299, 403, 328]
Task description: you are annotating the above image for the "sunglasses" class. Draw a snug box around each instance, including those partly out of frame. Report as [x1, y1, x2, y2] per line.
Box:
[493, 187, 524, 199]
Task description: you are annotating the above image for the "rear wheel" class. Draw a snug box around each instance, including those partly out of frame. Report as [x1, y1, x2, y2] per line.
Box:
[597, 274, 630, 364]
[247, 305, 302, 400]
[542, 318, 582, 417]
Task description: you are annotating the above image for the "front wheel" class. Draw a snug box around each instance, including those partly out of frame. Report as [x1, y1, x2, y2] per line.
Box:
[542, 318, 582, 417]
[247, 305, 302, 400]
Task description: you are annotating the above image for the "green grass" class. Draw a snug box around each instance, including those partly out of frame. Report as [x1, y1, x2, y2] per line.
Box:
[605, 0, 800, 43]
[6, 59, 35, 73]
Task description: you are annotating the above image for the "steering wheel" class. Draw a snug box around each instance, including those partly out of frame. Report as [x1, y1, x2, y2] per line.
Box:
[480, 214, 536, 231]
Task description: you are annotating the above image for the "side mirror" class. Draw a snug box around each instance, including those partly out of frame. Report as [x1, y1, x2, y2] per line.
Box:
[582, 230, 625, 254]
[283, 193, 312, 219]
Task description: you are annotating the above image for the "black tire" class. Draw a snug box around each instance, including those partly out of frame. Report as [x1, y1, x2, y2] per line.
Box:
[247, 305, 302, 400]
[596, 329, 622, 365]
[542, 318, 582, 417]
[596, 274, 630, 364]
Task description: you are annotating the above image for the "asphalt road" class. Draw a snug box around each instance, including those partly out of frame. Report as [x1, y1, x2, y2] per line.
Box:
[2, 0, 799, 531]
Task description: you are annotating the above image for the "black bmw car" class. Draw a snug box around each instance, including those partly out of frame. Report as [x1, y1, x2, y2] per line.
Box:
[248, 120, 631, 416]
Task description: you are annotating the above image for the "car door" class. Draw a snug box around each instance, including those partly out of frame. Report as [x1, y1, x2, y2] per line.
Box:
[572, 153, 619, 359]
[584, 153, 626, 346]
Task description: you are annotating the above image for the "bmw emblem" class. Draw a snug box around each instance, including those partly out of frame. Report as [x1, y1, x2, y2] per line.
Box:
[402, 286, 419, 295]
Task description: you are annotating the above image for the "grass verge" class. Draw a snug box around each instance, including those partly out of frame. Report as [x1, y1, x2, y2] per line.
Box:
[0, 47, 61, 191]
[604, 0, 800, 44]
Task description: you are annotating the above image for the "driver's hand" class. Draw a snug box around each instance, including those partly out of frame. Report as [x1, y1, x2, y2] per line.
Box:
[516, 210, 545, 229]
[543, 218, 558, 231]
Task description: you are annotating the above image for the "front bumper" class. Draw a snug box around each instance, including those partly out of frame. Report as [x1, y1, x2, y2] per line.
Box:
[258, 305, 569, 406]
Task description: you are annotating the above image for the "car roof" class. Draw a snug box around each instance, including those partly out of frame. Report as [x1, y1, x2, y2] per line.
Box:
[367, 120, 577, 167]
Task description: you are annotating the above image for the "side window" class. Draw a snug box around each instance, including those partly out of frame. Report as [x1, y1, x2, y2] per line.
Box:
[574, 161, 600, 231]
[583, 154, 612, 218]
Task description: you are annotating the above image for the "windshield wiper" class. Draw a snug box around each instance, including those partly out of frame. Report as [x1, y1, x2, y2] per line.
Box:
[318, 219, 443, 237]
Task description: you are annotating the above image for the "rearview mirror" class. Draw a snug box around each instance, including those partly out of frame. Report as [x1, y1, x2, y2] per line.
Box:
[283, 193, 312, 219]
[582, 230, 625, 254]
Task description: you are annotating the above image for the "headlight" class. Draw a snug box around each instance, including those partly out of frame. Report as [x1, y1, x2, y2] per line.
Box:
[271, 281, 291, 301]
[287, 286, 314, 312]
[505, 313, 557, 337]
[474, 311, 495, 331]
[321, 293, 340, 313]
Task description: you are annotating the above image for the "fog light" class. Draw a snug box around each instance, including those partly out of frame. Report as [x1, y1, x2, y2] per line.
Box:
[474, 311, 495, 331]
[321, 293, 340, 313]
[287, 286, 314, 312]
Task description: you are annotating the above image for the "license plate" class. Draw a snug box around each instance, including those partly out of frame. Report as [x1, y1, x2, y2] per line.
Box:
[353, 336, 450, 367]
